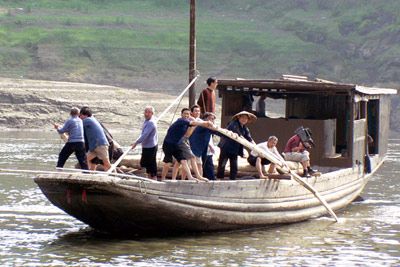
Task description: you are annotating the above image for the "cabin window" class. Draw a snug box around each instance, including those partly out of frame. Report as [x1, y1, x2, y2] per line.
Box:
[254, 95, 286, 118]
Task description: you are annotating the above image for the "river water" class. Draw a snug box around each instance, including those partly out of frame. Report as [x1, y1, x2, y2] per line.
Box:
[0, 130, 399, 266]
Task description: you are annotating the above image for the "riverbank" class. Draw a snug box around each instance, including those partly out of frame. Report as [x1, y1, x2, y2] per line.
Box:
[0, 77, 183, 133]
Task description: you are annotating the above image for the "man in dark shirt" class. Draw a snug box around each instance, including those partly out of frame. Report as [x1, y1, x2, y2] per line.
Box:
[197, 76, 217, 116]
[161, 108, 213, 181]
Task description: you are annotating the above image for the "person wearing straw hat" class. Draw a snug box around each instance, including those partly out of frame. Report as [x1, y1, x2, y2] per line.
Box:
[217, 111, 256, 180]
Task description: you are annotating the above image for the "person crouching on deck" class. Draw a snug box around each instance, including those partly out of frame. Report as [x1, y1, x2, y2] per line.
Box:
[171, 104, 204, 180]
[217, 111, 256, 180]
[161, 108, 214, 182]
[247, 136, 283, 179]
[79, 106, 111, 172]
[131, 106, 158, 180]
[282, 131, 316, 177]
[54, 107, 88, 170]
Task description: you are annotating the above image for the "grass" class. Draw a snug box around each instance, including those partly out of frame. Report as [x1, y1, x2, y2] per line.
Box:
[0, 0, 399, 90]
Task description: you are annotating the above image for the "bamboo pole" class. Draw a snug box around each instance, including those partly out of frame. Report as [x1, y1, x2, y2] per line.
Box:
[213, 126, 339, 222]
[0, 167, 160, 183]
[107, 75, 200, 174]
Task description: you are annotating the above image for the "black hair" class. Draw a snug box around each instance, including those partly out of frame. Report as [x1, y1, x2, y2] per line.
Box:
[206, 76, 217, 86]
[80, 106, 92, 117]
[190, 104, 200, 113]
[181, 107, 190, 114]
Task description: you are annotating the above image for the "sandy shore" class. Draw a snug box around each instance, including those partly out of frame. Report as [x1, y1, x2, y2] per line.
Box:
[0, 77, 190, 133]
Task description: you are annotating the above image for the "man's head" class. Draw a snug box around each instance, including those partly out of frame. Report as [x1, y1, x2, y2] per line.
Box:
[267, 136, 278, 147]
[181, 108, 191, 119]
[144, 106, 154, 120]
[79, 106, 92, 119]
[190, 104, 201, 119]
[70, 107, 80, 117]
[203, 112, 216, 122]
[238, 114, 249, 125]
[206, 76, 218, 90]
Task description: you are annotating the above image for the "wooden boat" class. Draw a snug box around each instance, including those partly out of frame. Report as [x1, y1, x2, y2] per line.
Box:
[34, 76, 397, 235]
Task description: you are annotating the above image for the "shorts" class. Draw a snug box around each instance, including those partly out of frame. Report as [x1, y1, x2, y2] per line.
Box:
[283, 151, 310, 162]
[178, 137, 195, 160]
[247, 155, 270, 167]
[87, 145, 110, 162]
[162, 142, 185, 164]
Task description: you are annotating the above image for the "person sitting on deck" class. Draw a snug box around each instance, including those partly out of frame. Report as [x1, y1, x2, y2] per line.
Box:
[131, 106, 158, 180]
[282, 128, 316, 177]
[247, 136, 283, 179]
[161, 108, 213, 182]
[79, 106, 111, 172]
[53, 107, 88, 170]
[217, 111, 256, 180]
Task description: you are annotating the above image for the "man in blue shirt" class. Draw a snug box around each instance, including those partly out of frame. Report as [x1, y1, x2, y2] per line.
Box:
[54, 107, 87, 170]
[161, 108, 213, 181]
[79, 106, 111, 171]
[131, 106, 158, 179]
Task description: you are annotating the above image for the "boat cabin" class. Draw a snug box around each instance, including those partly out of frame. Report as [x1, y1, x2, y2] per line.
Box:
[217, 75, 397, 171]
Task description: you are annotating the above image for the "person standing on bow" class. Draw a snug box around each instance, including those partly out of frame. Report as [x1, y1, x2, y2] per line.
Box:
[54, 107, 88, 170]
[79, 106, 111, 171]
[131, 106, 158, 180]
[217, 111, 256, 180]
[197, 76, 217, 117]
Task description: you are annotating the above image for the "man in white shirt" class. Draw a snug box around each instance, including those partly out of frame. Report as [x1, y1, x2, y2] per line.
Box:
[247, 136, 282, 178]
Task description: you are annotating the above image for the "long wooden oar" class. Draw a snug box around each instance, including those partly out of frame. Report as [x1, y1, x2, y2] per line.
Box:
[106, 75, 200, 174]
[213, 126, 339, 222]
[0, 167, 159, 183]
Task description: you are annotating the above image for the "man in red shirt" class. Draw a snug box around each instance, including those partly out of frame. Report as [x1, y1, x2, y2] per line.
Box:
[197, 77, 217, 116]
[283, 132, 316, 177]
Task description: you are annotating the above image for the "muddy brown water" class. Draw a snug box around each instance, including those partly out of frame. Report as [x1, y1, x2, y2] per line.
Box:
[0, 130, 399, 266]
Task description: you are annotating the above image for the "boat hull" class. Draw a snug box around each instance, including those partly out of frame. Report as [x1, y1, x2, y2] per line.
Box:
[34, 167, 369, 235]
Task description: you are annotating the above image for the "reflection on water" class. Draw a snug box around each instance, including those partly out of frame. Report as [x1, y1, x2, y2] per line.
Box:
[0, 130, 399, 266]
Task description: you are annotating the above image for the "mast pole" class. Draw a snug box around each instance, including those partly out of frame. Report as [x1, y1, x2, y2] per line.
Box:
[189, 0, 196, 107]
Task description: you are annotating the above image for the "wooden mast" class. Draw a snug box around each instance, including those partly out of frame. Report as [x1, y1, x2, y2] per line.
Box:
[189, 0, 196, 107]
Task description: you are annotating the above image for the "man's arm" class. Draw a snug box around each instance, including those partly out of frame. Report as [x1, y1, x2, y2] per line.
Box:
[132, 121, 155, 148]
[55, 119, 71, 134]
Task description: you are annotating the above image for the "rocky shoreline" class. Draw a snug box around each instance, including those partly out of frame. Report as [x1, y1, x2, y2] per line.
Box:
[0, 77, 183, 134]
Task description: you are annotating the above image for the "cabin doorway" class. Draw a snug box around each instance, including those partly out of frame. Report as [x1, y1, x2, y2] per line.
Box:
[367, 100, 379, 154]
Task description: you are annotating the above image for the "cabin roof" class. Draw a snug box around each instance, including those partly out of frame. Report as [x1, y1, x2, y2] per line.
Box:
[217, 76, 398, 96]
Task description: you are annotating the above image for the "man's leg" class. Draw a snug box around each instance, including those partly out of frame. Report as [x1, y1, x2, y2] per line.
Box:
[203, 155, 215, 180]
[256, 157, 267, 178]
[57, 143, 74, 168]
[74, 142, 88, 170]
[190, 157, 207, 181]
[217, 150, 229, 179]
[268, 163, 276, 174]
[161, 162, 171, 180]
[228, 154, 238, 180]
[171, 161, 181, 180]
[180, 159, 201, 181]
[86, 152, 96, 171]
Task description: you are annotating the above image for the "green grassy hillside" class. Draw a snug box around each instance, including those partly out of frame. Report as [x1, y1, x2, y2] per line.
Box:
[0, 0, 399, 92]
